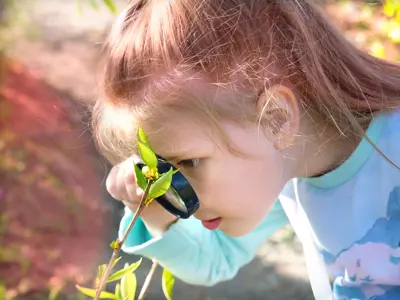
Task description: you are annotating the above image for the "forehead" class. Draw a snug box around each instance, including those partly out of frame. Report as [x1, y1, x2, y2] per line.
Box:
[141, 116, 213, 161]
[142, 72, 257, 121]
[137, 76, 255, 159]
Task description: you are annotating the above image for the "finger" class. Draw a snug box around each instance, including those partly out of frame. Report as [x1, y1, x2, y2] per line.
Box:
[106, 165, 120, 200]
[125, 160, 140, 203]
[136, 187, 144, 198]
[131, 154, 142, 165]
[115, 162, 130, 201]
[124, 157, 136, 184]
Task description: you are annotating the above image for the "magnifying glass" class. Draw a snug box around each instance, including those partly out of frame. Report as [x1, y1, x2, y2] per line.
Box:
[136, 156, 199, 219]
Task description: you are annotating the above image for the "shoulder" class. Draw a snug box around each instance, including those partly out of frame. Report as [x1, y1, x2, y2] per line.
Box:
[378, 108, 400, 141]
[375, 108, 400, 161]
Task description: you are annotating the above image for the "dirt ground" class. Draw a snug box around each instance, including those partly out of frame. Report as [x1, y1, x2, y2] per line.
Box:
[2, 0, 399, 299]
[0, 59, 114, 297]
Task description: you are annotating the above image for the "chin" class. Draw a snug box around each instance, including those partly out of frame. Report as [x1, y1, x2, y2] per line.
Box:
[219, 222, 252, 237]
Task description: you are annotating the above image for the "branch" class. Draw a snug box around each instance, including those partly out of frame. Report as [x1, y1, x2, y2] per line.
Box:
[94, 182, 153, 300]
[138, 259, 159, 300]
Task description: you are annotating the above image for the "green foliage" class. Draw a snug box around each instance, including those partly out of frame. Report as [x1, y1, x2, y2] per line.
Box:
[77, 0, 118, 14]
[77, 259, 141, 299]
[134, 163, 147, 190]
[136, 129, 158, 171]
[114, 283, 122, 300]
[103, 0, 118, 13]
[0, 283, 5, 300]
[148, 168, 174, 199]
[383, 0, 400, 20]
[76, 285, 118, 299]
[120, 263, 137, 300]
[162, 269, 175, 300]
[354, 0, 400, 60]
[137, 127, 151, 146]
[383, 0, 400, 43]
[106, 259, 142, 283]
[0, 0, 33, 53]
[77, 127, 175, 300]
[48, 284, 64, 300]
[112, 256, 123, 269]
[137, 141, 158, 170]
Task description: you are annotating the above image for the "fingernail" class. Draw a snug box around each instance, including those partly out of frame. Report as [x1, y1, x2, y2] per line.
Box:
[136, 187, 143, 195]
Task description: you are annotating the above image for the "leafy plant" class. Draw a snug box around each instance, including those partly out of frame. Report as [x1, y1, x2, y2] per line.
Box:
[76, 0, 118, 14]
[365, 0, 400, 59]
[76, 127, 175, 300]
[0, 0, 33, 55]
[383, 0, 400, 43]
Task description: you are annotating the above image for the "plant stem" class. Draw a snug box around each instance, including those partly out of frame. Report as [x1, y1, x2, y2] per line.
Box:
[138, 259, 159, 300]
[93, 182, 153, 300]
[120, 181, 152, 247]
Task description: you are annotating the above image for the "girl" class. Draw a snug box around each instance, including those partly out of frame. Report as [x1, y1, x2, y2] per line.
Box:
[94, 1, 400, 299]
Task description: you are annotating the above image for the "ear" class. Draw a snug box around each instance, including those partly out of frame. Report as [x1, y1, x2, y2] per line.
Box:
[256, 85, 300, 150]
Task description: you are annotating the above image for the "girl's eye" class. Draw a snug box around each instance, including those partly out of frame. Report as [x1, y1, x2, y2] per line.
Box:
[177, 158, 200, 168]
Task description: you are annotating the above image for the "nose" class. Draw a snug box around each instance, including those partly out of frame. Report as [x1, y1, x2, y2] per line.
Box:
[193, 208, 216, 221]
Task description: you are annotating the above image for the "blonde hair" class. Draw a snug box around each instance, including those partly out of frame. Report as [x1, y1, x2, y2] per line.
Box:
[93, 0, 400, 165]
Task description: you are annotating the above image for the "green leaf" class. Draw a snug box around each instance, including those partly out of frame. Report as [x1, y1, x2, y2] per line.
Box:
[134, 163, 147, 190]
[76, 0, 83, 15]
[96, 263, 107, 287]
[48, 284, 63, 300]
[137, 127, 150, 146]
[0, 284, 5, 300]
[103, 0, 118, 13]
[136, 127, 157, 169]
[148, 168, 173, 198]
[115, 283, 122, 300]
[106, 258, 142, 283]
[97, 264, 107, 278]
[112, 256, 123, 270]
[162, 269, 175, 300]
[137, 140, 158, 169]
[121, 264, 136, 300]
[76, 285, 117, 299]
[88, 0, 99, 10]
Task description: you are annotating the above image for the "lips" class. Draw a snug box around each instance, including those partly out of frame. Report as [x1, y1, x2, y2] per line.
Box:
[201, 217, 222, 230]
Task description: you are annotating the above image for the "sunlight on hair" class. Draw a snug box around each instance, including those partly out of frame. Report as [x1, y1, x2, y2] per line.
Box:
[93, 0, 400, 170]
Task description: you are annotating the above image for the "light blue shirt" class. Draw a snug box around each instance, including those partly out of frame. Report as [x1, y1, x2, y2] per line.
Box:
[119, 109, 400, 299]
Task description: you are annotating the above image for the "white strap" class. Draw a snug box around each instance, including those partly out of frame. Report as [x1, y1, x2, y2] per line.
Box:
[279, 180, 333, 300]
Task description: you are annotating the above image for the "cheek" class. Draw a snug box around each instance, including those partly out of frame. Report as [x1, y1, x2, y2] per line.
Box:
[197, 155, 286, 215]
[187, 163, 241, 212]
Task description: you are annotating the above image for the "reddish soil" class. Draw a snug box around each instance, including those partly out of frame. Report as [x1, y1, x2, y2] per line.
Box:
[0, 59, 111, 298]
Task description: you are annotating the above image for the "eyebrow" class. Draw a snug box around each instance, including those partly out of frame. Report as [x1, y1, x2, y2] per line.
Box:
[156, 150, 200, 163]
[157, 154, 178, 163]
[156, 152, 187, 163]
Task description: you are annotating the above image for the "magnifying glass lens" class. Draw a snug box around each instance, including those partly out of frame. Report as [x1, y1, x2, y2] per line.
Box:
[163, 188, 188, 213]
[136, 157, 199, 218]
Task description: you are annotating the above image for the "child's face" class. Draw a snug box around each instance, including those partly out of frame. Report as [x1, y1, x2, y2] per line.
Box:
[141, 81, 294, 237]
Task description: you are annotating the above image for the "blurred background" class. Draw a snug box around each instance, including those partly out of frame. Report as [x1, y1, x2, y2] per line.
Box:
[0, 0, 399, 299]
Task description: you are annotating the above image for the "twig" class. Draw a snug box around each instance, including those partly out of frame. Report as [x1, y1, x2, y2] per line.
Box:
[94, 182, 153, 300]
[138, 259, 159, 300]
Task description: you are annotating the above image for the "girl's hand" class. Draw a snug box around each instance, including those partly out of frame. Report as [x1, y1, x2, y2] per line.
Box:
[106, 156, 178, 234]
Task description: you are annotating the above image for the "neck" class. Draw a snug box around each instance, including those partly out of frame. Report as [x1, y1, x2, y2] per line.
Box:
[291, 124, 362, 179]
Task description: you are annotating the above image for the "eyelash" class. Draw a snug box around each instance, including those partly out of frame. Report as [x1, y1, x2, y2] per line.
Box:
[177, 158, 200, 168]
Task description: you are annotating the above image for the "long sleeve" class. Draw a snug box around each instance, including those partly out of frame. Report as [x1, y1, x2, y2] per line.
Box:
[118, 200, 288, 286]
